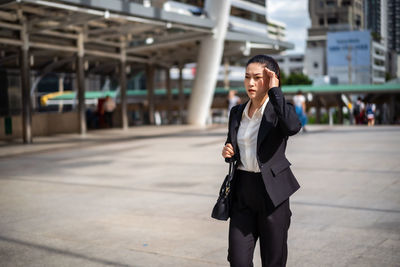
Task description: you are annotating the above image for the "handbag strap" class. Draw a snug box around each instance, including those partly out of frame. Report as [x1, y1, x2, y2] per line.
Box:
[228, 161, 234, 180]
[224, 161, 235, 197]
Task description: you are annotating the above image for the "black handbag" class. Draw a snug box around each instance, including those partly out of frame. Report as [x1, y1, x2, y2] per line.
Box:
[211, 161, 235, 221]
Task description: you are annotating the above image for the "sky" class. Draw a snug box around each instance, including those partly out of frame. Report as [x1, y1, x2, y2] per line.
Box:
[267, 0, 310, 54]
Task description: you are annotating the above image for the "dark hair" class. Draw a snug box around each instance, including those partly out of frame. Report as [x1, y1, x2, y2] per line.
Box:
[246, 54, 281, 86]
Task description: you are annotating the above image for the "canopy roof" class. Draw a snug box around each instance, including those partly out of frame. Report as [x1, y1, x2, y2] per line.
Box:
[0, 0, 293, 73]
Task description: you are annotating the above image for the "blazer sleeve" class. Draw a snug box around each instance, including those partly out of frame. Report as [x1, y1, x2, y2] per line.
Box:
[224, 106, 237, 163]
[268, 86, 302, 136]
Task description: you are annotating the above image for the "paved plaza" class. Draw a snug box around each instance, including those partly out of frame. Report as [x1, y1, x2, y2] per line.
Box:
[0, 125, 399, 266]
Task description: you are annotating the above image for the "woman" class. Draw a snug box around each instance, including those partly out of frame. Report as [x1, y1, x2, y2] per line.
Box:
[222, 55, 301, 267]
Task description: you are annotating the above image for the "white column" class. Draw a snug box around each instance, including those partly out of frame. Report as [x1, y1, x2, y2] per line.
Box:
[187, 0, 231, 126]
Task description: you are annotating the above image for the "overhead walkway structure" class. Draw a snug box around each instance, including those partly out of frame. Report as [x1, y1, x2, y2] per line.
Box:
[0, 0, 293, 143]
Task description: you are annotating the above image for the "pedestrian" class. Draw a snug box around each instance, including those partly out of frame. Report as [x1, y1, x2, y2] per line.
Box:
[228, 89, 241, 114]
[353, 97, 365, 125]
[366, 102, 376, 126]
[103, 95, 116, 128]
[221, 55, 302, 267]
[293, 90, 307, 132]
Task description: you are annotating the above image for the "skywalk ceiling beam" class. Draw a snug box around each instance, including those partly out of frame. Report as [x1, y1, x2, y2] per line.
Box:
[0, 21, 21, 30]
[0, 10, 17, 21]
[126, 32, 208, 53]
[28, 14, 99, 34]
[88, 23, 156, 38]
[0, 35, 151, 64]
[37, 30, 77, 40]
[85, 38, 120, 48]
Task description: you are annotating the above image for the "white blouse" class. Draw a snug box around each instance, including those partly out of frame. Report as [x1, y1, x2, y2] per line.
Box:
[237, 98, 269, 173]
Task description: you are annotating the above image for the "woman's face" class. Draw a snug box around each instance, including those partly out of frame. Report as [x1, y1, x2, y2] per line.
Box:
[244, 63, 269, 102]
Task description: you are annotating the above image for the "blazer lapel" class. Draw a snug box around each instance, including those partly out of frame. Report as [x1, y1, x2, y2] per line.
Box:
[230, 101, 246, 153]
[257, 100, 275, 150]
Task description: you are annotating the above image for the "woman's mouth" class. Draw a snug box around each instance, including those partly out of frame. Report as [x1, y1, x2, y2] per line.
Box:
[248, 89, 256, 93]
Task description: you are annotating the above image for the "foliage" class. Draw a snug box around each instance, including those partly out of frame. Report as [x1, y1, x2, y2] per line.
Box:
[371, 32, 382, 42]
[281, 71, 312, 85]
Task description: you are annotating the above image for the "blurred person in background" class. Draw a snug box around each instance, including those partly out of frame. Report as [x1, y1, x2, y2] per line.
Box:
[103, 95, 116, 128]
[366, 102, 376, 126]
[293, 90, 307, 132]
[228, 89, 241, 115]
[353, 97, 365, 125]
[222, 55, 301, 267]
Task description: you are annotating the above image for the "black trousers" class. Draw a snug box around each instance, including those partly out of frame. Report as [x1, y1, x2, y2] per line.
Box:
[228, 170, 292, 267]
[105, 111, 113, 127]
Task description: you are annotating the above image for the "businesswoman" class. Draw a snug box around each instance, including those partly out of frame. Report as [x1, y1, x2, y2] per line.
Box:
[222, 55, 302, 267]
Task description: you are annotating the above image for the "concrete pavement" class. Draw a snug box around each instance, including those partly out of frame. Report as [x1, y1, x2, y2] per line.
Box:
[0, 125, 399, 266]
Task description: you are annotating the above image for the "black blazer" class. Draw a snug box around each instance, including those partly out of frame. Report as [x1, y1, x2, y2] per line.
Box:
[225, 86, 302, 207]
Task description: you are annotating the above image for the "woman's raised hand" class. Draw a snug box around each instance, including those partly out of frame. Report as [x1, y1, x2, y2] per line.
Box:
[264, 67, 279, 89]
[222, 143, 235, 159]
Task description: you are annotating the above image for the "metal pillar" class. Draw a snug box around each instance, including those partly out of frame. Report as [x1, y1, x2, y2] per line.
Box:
[178, 65, 185, 123]
[389, 94, 396, 124]
[146, 64, 155, 125]
[166, 67, 172, 124]
[76, 32, 86, 134]
[120, 41, 128, 130]
[20, 21, 32, 143]
[328, 106, 334, 126]
[0, 68, 9, 117]
[336, 94, 343, 124]
[315, 94, 321, 124]
[58, 74, 64, 113]
[187, 0, 231, 126]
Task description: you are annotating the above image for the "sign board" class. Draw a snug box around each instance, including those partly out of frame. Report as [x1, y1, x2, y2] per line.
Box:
[327, 31, 371, 84]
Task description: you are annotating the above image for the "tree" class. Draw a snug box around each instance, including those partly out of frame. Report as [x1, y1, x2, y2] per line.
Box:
[281, 71, 312, 85]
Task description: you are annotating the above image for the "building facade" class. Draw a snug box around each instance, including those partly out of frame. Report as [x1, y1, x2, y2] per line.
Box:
[387, 0, 400, 77]
[305, 0, 364, 81]
[364, 0, 388, 47]
[387, 0, 400, 53]
[274, 54, 305, 75]
[327, 30, 386, 84]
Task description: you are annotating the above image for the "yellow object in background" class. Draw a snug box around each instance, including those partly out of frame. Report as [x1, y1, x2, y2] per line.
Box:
[40, 91, 73, 106]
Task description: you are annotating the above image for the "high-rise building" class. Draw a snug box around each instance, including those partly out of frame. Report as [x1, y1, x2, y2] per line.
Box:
[274, 54, 305, 75]
[364, 0, 387, 48]
[364, 0, 400, 78]
[387, 0, 400, 53]
[304, 0, 364, 81]
[387, 0, 400, 77]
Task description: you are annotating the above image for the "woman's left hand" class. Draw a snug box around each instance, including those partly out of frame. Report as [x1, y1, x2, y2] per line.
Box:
[264, 67, 279, 90]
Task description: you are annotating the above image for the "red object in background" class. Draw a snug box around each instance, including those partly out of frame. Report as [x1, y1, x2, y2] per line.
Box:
[191, 67, 196, 77]
[97, 98, 106, 128]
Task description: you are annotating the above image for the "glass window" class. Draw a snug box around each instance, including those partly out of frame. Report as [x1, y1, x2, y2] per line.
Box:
[326, 0, 336, 6]
[327, 17, 338, 24]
